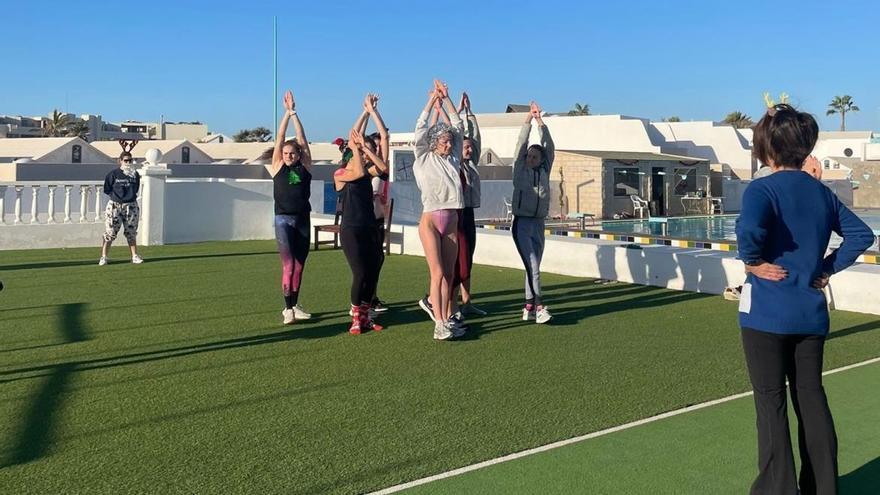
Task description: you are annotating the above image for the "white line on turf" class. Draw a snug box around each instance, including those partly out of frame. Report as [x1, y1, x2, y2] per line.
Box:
[368, 356, 880, 494]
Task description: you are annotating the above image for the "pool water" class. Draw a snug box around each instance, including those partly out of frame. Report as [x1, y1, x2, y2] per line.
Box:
[592, 210, 880, 251]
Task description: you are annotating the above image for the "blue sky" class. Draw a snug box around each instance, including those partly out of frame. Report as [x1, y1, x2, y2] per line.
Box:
[2, 0, 877, 141]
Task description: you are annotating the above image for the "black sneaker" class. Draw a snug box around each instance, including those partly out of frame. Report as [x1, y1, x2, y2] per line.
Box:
[418, 296, 435, 322]
[450, 312, 469, 336]
[371, 298, 389, 313]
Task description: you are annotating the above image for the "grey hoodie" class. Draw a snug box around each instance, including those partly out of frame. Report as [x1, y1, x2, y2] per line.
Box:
[413, 110, 465, 212]
[512, 122, 555, 218]
[461, 113, 482, 208]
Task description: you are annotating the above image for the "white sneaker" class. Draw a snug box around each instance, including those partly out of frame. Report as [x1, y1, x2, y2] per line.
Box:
[522, 307, 535, 321]
[131, 254, 144, 264]
[433, 320, 453, 341]
[535, 306, 552, 324]
[98, 256, 108, 266]
[293, 304, 312, 320]
[282, 308, 295, 325]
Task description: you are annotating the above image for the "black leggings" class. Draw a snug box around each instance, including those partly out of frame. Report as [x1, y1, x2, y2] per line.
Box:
[341, 225, 381, 306]
[374, 219, 386, 297]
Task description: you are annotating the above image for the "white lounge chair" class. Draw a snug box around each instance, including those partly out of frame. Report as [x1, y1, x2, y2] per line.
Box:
[630, 195, 649, 219]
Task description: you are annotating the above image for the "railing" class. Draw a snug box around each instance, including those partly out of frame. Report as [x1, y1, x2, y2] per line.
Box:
[0, 181, 105, 225]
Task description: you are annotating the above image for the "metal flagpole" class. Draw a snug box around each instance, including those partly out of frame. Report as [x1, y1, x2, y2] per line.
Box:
[273, 16, 278, 133]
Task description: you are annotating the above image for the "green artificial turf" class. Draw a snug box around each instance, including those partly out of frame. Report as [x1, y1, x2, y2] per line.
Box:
[1, 241, 879, 494]
[403, 361, 880, 494]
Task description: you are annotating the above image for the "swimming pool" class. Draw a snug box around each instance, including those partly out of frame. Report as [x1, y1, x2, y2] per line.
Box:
[590, 210, 880, 251]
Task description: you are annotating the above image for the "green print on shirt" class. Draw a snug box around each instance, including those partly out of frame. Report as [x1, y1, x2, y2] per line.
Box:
[288, 169, 301, 185]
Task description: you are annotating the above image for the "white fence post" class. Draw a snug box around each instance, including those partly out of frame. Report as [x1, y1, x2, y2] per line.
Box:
[138, 165, 171, 246]
[94, 186, 102, 223]
[64, 185, 73, 223]
[14, 186, 23, 224]
[30, 184, 40, 224]
[47, 185, 57, 224]
[79, 185, 89, 223]
[0, 185, 6, 225]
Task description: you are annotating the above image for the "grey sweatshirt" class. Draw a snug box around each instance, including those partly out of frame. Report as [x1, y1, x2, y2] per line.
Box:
[413, 110, 465, 212]
[512, 122, 555, 218]
[461, 113, 481, 208]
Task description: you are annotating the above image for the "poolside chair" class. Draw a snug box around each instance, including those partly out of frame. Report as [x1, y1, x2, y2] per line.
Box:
[503, 197, 513, 223]
[630, 195, 649, 219]
[314, 198, 343, 250]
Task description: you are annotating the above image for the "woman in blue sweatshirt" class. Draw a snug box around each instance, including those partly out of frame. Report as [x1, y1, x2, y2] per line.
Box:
[99, 151, 142, 265]
[735, 104, 875, 495]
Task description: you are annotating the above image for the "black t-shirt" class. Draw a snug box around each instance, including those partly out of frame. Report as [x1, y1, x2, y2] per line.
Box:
[273, 162, 312, 215]
[340, 175, 375, 228]
[103, 168, 140, 204]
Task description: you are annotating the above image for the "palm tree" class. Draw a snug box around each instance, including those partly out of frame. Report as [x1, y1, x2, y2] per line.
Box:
[826, 95, 860, 131]
[65, 120, 90, 140]
[722, 111, 754, 129]
[568, 103, 590, 116]
[43, 109, 71, 137]
[233, 127, 273, 142]
[663, 116, 681, 122]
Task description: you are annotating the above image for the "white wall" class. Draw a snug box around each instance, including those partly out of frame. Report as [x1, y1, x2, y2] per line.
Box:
[812, 138, 870, 160]
[396, 225, 880, 316]
[163, 179, 325, 243]
[649, 121, 754, 178]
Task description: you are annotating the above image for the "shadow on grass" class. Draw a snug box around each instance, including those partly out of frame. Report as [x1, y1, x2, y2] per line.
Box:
[840, 456, 880, 494]
[145, 251, 277, 263]
[828, 320, 880, 340]
[0, 320, 351, 382]
[0, 250, 277, 272]
[2, 303, 89, 468]
[475, 290, 709, 336]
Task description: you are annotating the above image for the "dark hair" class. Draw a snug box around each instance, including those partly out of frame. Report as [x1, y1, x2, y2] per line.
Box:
[119, 151, 133, 161]
[752, 104, 818, 169]
[528, 144, 545, 161]
[363, 135, 377, 151]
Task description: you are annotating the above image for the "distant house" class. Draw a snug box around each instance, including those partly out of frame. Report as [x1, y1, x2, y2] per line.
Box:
[0, 137, 114, 164]
[552, 150, 709, 218]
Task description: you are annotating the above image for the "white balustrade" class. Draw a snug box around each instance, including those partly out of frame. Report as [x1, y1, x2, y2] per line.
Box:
[79, 185, 89, 223]
[64, 185, 73, 223]
[14, 186, 23, 224]
[30, 185, 40, 224]
[47, 185, 57, 224]
[94, 186, 101, 222]
[0, 185, 6, 225]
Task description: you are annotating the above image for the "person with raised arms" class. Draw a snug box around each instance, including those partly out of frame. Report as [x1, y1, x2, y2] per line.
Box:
[271, 89, 313, 326]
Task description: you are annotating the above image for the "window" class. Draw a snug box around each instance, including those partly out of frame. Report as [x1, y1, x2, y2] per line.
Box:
[613, 167, 640, 197]
[486, 153, 492, 164]
[673, 168, 697, 196]
[833, 162, 840, 170]
[393, 150, 416, 182]
[71, 145, 82, 163]
[824, 160, 830, 169]
[181, 146, 190, 164]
